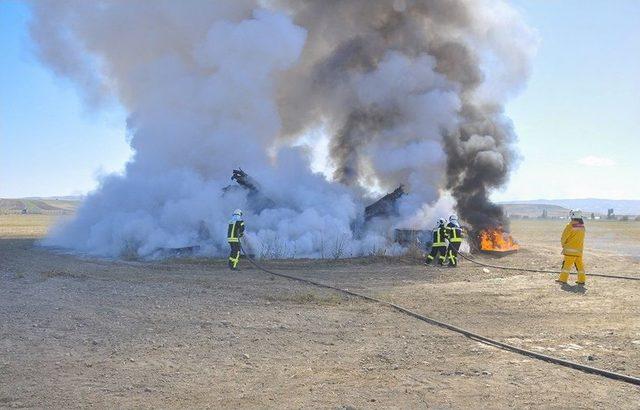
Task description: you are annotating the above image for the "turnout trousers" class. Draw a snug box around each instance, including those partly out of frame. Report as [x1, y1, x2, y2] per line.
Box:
[558, 255, 586, 284]
[426, 245, 447, 265]
[446, 242, 461, 267]
[228, 241, 241, 270]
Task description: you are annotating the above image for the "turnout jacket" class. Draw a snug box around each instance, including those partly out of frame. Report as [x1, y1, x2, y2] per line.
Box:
[431, 225, 447, 247]
[227, 216, 245, 243]
[561, 220, 585, 256]
[445, 222, 463, 243]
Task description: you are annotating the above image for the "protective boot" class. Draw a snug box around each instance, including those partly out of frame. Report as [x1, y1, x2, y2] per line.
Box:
[557, 271, 569, 284]
[576, 271, 586, 285]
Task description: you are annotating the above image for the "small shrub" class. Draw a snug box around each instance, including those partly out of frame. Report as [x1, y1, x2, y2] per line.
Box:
[404, 244, 424, 261]
[367, 245, 388, 257]
[331, 235, 348, 259]
[318, 234, 326, 259]
[40, 269, 86, 280]
[120, 239, 141, 261]
[258, 234, 291, 259]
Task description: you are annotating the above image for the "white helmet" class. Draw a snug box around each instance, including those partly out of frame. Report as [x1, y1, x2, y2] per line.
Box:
[569, 209, 582, 220]
[449, 214, 458, 222]
[233, 209, 243, 217]
[438, 218, 447, 226]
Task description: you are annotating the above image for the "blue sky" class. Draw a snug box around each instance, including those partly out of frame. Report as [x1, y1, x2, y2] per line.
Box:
[1, 1, 638, 200]
[501, 0, 640, 200]
[0, 1, 131, 198]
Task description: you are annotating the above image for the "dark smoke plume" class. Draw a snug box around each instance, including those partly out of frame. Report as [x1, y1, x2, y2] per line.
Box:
[279, 0, 536, 230]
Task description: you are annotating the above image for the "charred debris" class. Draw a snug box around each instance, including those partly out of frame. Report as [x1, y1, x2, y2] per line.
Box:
[163, 169, 517, 255]
[166, 170, 443, 255]
[225, 169, 410, 230]
[364, 185, 405, 222]
[223, 168, 276, 213]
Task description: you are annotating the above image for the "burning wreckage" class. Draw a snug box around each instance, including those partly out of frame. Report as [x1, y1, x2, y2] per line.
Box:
[160, 169, 273, 256]
[224, 170, 426, 246]
[222, 169, 276, 213]
[163, 169, 518, 257]
[362, 184, 519, 256]
[225, 169, 410, 227]
[476, 227, 519, 256]
[363, 185, 431, 248]
[364, 185, 405, 222]
[224, 174, 433, 250]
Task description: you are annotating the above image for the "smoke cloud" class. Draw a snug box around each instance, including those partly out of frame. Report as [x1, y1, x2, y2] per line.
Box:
[277, 0, 536, 231]
[30, 0, 536, 258]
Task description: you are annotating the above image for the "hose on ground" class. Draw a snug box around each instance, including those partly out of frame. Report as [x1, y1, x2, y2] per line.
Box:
[239, 242, 640, 387]
[458, 252, 640, 281]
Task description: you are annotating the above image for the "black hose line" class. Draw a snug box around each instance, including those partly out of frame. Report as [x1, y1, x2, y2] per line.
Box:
[459, 252, 640, 281]
[239, 243, 640, 387]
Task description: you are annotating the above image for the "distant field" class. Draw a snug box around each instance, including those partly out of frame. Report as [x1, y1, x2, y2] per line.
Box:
[0, 214, 63, 238]
[502, 203, 570, 218]
[505, 198, 640, 216]
[510, 218, 640, 260]
[0, 198, 78, 215]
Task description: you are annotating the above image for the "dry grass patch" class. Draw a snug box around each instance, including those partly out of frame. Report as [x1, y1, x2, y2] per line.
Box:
[510, 219, 640, 259]
[40, 268, 87, 281]
[0, 214, 60, 238]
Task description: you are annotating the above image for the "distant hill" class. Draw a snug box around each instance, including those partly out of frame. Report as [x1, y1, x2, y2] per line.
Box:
[0, 198, 79, 215]
[501, 203, 570, 219]
[24, 195, 84, 201]
[501, 199, 640, 216]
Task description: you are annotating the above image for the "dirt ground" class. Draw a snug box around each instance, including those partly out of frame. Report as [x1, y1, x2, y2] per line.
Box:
[1, 215, 639, 408]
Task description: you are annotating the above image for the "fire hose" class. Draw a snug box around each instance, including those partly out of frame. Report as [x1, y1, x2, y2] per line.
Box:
[239, 242, 640, 387]
[459, 252, 640, 281]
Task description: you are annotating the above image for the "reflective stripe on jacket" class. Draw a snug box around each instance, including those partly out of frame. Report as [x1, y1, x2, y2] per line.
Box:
[432, 226, 447, 246]
[227, 218, 245, 243]
[561, 221, 585, 256]
[446, 222, 463, 243]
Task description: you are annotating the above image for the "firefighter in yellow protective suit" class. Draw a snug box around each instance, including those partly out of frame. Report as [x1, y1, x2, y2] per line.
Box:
[227, 209, 245, 270]
[426, 218, 447, 265]
[557, 209, 586, 285]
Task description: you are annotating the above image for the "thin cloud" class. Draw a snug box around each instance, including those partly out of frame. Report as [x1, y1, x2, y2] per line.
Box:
[577, 155, 616, 167]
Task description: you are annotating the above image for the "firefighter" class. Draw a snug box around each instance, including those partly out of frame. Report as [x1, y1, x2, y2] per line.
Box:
[557, 209, 586, 285]
[445, 214, 463, 267]
[227, 209, 245, 270]
[426, 218, 447, 265]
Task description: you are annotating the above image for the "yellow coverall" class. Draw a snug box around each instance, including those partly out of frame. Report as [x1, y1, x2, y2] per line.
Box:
[558, 220, 586, 284]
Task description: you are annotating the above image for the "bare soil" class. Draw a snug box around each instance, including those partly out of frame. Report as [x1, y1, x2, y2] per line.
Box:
[1, 217, 639, 408]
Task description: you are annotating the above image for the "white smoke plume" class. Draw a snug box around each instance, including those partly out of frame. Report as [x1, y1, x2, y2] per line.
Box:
[29, 0, 536, 258]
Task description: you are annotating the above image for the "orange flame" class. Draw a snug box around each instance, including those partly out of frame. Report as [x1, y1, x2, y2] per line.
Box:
[479, 227, 519, 252]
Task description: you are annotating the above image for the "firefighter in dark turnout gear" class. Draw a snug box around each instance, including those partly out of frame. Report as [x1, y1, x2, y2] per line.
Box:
[227, 209, 245, 270]
[445, 214, 463, 267]
[426, 218, 447, 265]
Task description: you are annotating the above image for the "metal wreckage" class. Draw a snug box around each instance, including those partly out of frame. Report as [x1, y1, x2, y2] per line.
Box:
[222, 169, 432, 250]
[161, 168, 517, 257]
